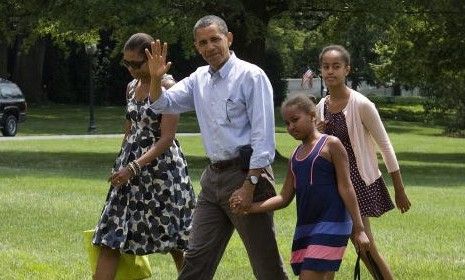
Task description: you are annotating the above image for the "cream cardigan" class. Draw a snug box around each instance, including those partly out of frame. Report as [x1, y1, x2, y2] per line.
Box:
[316, 89, 399, 185]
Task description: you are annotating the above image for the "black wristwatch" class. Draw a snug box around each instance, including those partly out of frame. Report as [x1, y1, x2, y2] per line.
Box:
[246, 175, 259, 186]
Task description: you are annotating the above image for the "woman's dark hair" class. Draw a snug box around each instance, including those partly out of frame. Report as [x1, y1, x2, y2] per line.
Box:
[319, 45, 351, 66]
[124, 33, 154, 56]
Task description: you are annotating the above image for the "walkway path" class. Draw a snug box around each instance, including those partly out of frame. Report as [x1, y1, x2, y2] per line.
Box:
[0, 133, 199, 141]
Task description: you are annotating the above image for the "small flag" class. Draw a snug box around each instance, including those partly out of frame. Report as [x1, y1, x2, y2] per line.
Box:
[301, 68, 314, 88]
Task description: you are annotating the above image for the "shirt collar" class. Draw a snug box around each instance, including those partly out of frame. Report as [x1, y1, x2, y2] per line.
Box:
[208, 51, 236, 78]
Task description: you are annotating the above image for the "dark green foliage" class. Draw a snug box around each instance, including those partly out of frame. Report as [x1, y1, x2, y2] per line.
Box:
[365, 96, 426, 123]
[421, 78, 465, 136]
[263, 48, 287, 107]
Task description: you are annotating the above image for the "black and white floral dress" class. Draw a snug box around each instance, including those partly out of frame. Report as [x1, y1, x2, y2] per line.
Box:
[93, 79, 196, 255]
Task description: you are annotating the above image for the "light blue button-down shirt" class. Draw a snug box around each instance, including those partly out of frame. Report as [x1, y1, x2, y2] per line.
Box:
[149, 52, 275, 169]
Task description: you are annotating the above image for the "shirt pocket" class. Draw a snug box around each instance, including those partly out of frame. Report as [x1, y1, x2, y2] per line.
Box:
[222, 97, 246, 124]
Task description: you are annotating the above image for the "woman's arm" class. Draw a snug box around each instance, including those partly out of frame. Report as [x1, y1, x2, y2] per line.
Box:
[359, 100, 399, 172]
[122, 84, 132, 142]
[329, 137, 370, 251]
[135, 114, 179, 167]
[109, 113, 179, 187]
[390, 169, 411, 213]
[360, 101, 411, 212]
[123, 119, 131, 138]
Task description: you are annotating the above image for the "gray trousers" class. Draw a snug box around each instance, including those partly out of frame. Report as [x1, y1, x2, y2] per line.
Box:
[178, 163, 288, 280]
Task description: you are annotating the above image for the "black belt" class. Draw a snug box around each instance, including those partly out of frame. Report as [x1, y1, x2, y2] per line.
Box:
[210, 157, 241, 171]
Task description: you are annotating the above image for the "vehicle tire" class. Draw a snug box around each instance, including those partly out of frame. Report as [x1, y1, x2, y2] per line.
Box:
[1, 115, 18, 136]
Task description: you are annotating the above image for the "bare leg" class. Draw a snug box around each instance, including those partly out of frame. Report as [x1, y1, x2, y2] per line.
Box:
[93, 246, 120, 280]
[299, 270, 335, 280]
[170, 248, 184, 273]
[351, 217, 395, 280]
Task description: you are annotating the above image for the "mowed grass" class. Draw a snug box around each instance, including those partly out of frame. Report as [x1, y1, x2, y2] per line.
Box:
[1, 119, 465, 279]
[17, 104, 200, 135]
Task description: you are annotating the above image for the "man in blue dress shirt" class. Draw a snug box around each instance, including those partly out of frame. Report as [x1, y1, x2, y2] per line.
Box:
[146, 15, 288, 280]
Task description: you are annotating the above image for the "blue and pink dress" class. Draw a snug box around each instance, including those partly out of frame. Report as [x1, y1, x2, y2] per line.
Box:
[290, 134, 352, 275]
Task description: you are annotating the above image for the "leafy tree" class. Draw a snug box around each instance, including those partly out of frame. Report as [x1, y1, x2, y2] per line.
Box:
[2, 0, 294, 103]
[372, 1, 465, 134]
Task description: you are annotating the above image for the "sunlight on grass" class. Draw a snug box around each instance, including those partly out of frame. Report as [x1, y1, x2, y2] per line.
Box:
[1, 122, 464, 279]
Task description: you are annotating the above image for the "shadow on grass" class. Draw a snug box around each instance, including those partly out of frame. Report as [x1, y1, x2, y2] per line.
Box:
[384, 121, 448, 137]
[385, 125, 425, 135]
[0, 151, 211, 180]
[257, 152, 465, 188]
[396, 152, 465, 164]
[20, 106, 200, 135]
[394, 164, 464, 187]
[380, 152, 465, 188]
[1, 150, 463, 188]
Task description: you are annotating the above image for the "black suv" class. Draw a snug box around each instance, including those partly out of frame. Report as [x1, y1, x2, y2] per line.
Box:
[0, 78, 27, 136]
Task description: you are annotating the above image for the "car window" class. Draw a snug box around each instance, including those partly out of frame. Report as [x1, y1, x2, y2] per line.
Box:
[0, 83, 23, 99]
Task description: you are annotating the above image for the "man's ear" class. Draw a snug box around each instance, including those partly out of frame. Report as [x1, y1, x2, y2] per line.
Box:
[194, 41, 201, 54]
[227, 32, 233, 47]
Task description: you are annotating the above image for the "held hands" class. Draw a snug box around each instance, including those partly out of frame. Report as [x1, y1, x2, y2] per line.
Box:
[145, 40, 171, 80]
[229, 181, 255, 215]
[108, 167, 133, 188]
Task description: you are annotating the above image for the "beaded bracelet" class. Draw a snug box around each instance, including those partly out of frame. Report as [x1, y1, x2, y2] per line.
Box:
[132, 161, 141, 174]
[127, 162, 137, 176]
[127, 161, 141, 176]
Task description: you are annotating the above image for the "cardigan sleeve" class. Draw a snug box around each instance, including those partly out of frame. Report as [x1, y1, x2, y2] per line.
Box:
[359, 100, 400, 173]
[316, 97, 326, 121]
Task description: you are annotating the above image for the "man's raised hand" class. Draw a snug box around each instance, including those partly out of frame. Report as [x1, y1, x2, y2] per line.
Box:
[145, 40, 172, 79]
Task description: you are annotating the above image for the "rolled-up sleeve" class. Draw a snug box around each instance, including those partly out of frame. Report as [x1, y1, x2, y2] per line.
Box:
[247, 70, 276, 169]
[149, 76, 195, 114]
[360, 101, 399, 173]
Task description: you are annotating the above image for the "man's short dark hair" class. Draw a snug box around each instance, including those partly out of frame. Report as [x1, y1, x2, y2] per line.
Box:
[193, 15, 229, 38]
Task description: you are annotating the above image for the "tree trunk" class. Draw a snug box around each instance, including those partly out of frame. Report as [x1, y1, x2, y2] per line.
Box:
[12, 38, 47, 103]
[230, 0, 268, 67]
[392, 83, 402, 96]
[0, 42, 8, 78]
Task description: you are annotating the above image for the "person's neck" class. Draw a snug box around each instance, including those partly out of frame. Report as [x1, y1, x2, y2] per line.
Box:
[211, 60, 227, 72]
[139, 76, 150, 86]
[302, 131, 321, 146]
[210, 51, 232, 72]
[328, 85, 350, 100]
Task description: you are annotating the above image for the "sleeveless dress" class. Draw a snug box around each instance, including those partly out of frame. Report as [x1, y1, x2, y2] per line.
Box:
[290, 135, 352, 275]
[92, 79, 196, 255]
[324, 101, 394, 217]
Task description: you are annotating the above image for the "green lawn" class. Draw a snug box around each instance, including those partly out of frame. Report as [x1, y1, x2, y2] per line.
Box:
[17, 104, 200, 135]
[17, 102, 426, 136]
[2, 105, 465, 279]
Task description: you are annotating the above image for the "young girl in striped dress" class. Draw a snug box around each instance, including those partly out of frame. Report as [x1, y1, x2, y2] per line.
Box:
[232, 94, 369, 279]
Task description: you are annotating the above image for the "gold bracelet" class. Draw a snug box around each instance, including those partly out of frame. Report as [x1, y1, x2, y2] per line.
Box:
[127, 162, 136, 176]
[132, 161, 141, 175]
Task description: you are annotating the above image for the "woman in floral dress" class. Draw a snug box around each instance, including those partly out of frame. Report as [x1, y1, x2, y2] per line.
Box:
[92, 33, 195, 280]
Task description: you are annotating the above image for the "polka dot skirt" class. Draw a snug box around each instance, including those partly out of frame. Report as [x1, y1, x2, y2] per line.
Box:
[324, 102, 394, 217]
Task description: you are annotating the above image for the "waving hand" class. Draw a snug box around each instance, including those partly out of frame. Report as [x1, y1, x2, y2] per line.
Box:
[145, 40, 172, 79]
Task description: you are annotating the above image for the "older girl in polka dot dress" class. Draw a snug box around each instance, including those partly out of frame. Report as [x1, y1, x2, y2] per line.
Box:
[316, 45, 411, 280]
